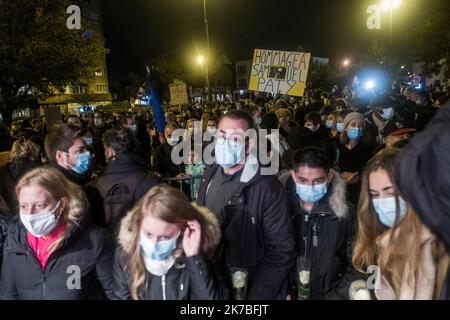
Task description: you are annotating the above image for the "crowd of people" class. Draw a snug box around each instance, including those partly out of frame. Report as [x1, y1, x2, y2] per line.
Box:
[0, 79, 449, 300]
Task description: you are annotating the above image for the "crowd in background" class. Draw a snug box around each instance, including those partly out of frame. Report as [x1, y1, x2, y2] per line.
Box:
[0, 79, 449, 300]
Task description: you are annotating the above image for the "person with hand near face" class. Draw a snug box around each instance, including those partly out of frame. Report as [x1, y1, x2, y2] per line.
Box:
[112, 185, 229, 300]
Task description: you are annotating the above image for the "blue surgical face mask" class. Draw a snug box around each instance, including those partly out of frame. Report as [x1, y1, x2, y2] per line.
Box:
[69, 151, 91, 175]
[336, 123, 345, 133]
[140, 232, 179, 261]
[372, 196, 407, 228]
[381, 107, 394, 120]
[129, 124, 137, 133]
[295, 182, 328, 203]
[214, 138, 245, 169]
[326, 120, 335, 129]
[84, 137, 93, 146]
[347, 127, 363, 140]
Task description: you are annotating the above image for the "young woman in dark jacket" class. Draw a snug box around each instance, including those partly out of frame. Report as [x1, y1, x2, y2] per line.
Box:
[112, 185, 229, 300]
[0, 166, 114, 300]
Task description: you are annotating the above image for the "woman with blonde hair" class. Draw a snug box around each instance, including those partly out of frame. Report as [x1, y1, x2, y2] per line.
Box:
[184, 118, 201, 143]
[112, 185, 229, 300]
[348, 148, 449, 299]
[0, 166, 114, 299]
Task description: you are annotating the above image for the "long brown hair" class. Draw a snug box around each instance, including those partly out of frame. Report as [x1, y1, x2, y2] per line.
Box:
[118, 185, 221, 300]
[15, 166, 87, 254]
[352, 148, 448, 298]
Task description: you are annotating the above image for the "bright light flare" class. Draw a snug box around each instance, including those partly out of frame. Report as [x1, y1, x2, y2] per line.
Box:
[381, 0, 401, 10]
[365, 80, 376, 90]
[196, 55, 205, 65]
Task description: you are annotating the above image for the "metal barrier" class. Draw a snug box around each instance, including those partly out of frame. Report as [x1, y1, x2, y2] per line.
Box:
[162, 175, 203, 201]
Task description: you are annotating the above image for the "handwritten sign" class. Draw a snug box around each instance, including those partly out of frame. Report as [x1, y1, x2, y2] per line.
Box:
[249, 49, 311, 97]
[169, 81, 189, 105]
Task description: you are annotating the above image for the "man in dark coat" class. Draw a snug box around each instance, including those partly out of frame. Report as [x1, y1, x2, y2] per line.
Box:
[197, 110, 296, 300]
[92, 128, 159, 235]
[44, 124, 105, 226]
[285, 147, 355, 299]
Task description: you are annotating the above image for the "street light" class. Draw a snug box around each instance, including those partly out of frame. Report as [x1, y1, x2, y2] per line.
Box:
[197, 55, 205, 65]
[342, 59, 350, 67]
[196, 55, 209, 103]
[381, 0, 401, 48]
[200, 0, 211, 102]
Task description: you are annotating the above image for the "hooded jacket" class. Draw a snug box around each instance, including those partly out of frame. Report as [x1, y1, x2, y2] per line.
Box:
[394, 101, 450, 299]
[285, 171, 355, 299]
[0, 211, 114, 300]
[112, 204, 230, 300]
[196, 153, 296, 300]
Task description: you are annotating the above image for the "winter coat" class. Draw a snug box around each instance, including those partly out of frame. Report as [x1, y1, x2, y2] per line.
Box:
[112, 204, 230, 300]
[94, 153, 158, 197]
[0, 214, 114, 300]
[197, 154, 296, 300]
[91, 152, 159, 235]
[394, 101, 450, 299]
[285, 172, 355, 299]
[328, 226, 449, 300]
[374, 226, 449, 300]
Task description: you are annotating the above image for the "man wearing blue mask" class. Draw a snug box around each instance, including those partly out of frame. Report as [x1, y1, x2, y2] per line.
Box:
[197, 110, 296, 300]
[285, 147, 355, 300]
[45, 124, 104, 226]
[45, 124, 93, 184]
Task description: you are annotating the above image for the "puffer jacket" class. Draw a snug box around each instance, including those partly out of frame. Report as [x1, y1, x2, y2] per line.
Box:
[285, 171, 355, 300]
[112, 204, 230, 300]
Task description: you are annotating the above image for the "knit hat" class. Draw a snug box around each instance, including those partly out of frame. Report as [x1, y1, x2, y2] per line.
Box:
[343, 112, 366, 130]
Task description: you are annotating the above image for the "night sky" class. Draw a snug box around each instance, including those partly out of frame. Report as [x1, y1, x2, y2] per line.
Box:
[102, 0, 428, 82]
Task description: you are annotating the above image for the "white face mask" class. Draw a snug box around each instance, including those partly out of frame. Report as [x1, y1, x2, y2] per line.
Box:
[167, 137, 179, 147]
[140, 231, 177, 276]
[20, 200, 62, 237]
[207, 126, 217, 134]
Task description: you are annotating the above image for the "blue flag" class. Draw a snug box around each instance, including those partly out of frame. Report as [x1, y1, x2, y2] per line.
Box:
[146, 66, 166, 134]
